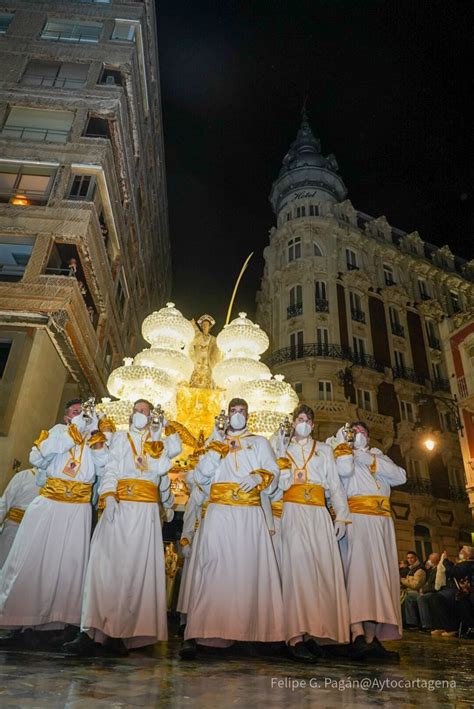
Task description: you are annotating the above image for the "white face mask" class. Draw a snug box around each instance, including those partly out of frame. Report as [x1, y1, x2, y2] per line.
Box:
[295, 421, 312, 438]
[104, 431, 113, 443]
[458, 553, 465, 561]
[229, 412, 246, 431]
[132, 412, 149, 430]
[354, 432, 368, 450]
[70, 413, 86, 432]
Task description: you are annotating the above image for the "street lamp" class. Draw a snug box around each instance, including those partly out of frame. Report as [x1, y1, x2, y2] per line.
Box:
[423, 437, 436, 452]
[414, 392, 464, 437]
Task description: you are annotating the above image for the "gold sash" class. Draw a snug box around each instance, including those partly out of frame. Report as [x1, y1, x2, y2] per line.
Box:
[117, 478, 159, 503]
[40, 478, 92, 503]
[209, 482, 261, 507]
[348, 495, 391, 516]
[5, 507, 25, 524]
[271, 499, 284, 518]
[201, 501, 209, 519]
[283, 484, 325, 506]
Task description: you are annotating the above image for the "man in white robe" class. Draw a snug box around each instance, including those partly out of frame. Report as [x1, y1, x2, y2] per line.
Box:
[0, 468, 38, 567]
[64, 399, 181, 656]
[332, 421, 406, 661]
[0, 399, 105, 649]
[181, 398, 284, 659]
[278, 404, 350, 662]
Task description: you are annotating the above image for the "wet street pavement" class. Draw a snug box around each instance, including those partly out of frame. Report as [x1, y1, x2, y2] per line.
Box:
[0, 629, 472, 707]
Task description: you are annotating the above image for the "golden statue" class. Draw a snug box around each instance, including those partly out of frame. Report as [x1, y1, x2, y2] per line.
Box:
[189, 314, 221, 389]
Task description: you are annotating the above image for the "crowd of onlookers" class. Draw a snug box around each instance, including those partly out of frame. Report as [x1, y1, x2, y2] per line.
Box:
[400, 545, 474, 639]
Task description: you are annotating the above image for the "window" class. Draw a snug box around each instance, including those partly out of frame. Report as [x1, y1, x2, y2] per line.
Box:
[84, 116, 110, 138]
[357, 389, 372, 411]
[318, 380, 332, 401]
[352, 336, 366, 357]
[0, 14, 14, 35]
[400, 400, 415, 423]
[350, 292, 365, 323]
[290, 330, 304, 359]
[414, 524, 432, 561]
[22, 61, 89, 89]
[296, 206, 301, 217]
[116, 276, 127, 315]
[287, 285, 303, 318]
[68, 175, 96, 201]
[315, 280, 328, 312]
[0, 339, 13, 377]
[313, 241, 323, 256]
[418, 278, 430, 300]
[346, 248, 358, 270]
[408, 459, 422, 481]
[287, 237, 301, 262]
[440, 411, 454, 433]
[316, 327, 329, 354]
[41, 20, 103, 43]
[383, 264, 395, 286]
[449, 291, 461, 313]
[112, 21, 136, 42]
[0, 236, 35, 282]
[389, 306, 404, 337]
[105, 341, 113, 372]
[394, 349, 406, 370]
[286, 212, 291, 222]
[294, 382, 303, 396]
[99, 67, 124, 87]
[0, 163, 56, 205]
[2, 107, 73, 143]
[426, 319, 440, 349]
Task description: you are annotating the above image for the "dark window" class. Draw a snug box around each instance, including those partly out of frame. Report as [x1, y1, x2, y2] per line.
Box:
[0, 340, 13, 377]
[99, 67, 124, 87]
[84, 116, 110, 138]
[0, 237, 35, 281]
[68, 175, 96, 201]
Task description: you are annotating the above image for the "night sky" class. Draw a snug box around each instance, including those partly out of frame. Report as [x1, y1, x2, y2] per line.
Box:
[155, 0, 473, 327]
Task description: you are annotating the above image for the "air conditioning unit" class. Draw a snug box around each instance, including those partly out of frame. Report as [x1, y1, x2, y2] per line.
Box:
[105, 75, 116, 86]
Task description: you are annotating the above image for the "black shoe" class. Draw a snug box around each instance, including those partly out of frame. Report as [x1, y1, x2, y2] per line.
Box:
[351, 635, 379, 661]
[62, 631, 98, 657]
[176, 624, 185, 638]
[305, 639, 324, 658]
[179, 639, 197, 660]
[289, 641, 319, 664]
[101, 637, 129, 657]
[369, 637, 400, 663]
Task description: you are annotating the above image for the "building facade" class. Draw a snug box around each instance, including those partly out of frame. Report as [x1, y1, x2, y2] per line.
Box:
[257, 116, 474, 558]
[0, 0, 171, 488]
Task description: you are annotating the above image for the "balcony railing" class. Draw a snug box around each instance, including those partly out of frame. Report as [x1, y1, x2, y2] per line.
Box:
[391, 322, 405, 337]
[400, 478, 433, 496]
[458, 375, 469, 399]
[432, 378, 450, 392]
[22, 74, 86, 88]
[392, 366, 426, 385]
[351, 308, 366, 323]
[1, 125, 69, 143]
[264, 342, 385, 372]
[287, 303, 303, 319]
[448, 485, 468, 502]
[427, 335, 440, 350]
[41, 30, 101, 43]
[315, 298, 329, 312]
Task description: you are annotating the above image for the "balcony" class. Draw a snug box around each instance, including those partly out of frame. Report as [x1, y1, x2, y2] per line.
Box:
[392, 366, 426, 385]
[428, 336, 440, 350]
[22, 74, 86, 89]
[432, 378, 450, 392]
[448, 485, 468, 502]
[315, 298, 329, 313]
[400, 478, 433, 496]
[265, 342, 385, 372]
[391, 323, 405, 337]
[287, 303, 303, 319]
[351, 308, 366, 324]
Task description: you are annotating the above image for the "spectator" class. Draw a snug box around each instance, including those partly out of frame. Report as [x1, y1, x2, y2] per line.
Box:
[430, 548, 470, 637]
[443, 546, 474, 638]
[399, 560, 409, 579]
[404, 553, 440, 630]
[401, 551, 426, 628]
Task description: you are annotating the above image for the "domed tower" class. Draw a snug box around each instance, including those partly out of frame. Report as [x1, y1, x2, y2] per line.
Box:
[270, 111, 347, 228]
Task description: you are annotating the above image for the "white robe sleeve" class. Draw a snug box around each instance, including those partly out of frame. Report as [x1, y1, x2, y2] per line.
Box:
[371, 449, 407, 487]
[278, 466, 292, 492]
[159, 474, 174, 508]
[193, 450, 221, 485]
[0, 472, 22, 523]
[256, 437, 280, 496]
[99, 437, 122, 495]
[163, 432, 182, 460]
[334, 452, 355, 478]
[321, 446, 350, 522]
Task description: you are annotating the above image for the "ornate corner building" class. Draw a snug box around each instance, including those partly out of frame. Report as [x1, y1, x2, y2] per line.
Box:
[256, 115, 474, 557]
[0, 1, 171, 488]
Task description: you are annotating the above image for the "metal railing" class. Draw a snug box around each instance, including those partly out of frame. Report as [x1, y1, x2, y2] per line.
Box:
[41, 30, 101, 43]
[1, 125, 69, 142]
[264, 342, 385, 372]
[392, 366, 426, 384]
[431, 378, 450, 392]
[351, 308, 366, 323]
[22, 74, 86, 88]
[400, 478, 433, 496]
[315, 298, 329, 312]
[448, 485, 468, 502]
[391, 322, 405, 337]
[287, 303, 303, 319]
